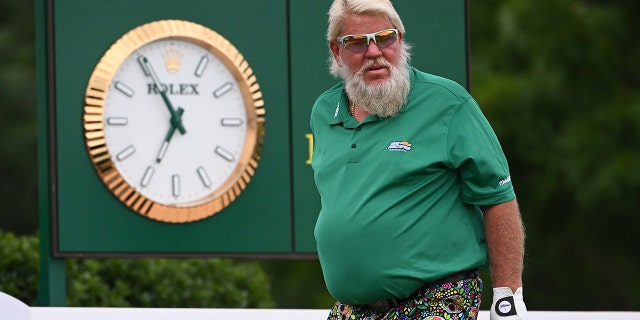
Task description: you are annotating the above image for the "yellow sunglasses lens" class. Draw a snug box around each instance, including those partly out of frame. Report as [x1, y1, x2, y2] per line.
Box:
[374, 30, 398, 47]
[343, 35, 369, 49]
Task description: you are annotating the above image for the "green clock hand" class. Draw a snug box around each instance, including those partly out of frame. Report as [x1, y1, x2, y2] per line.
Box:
[156, 107, 184, 163]
[138, 56, 186, 134]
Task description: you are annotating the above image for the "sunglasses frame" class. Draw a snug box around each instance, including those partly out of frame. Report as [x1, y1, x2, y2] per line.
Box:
[336, 28, 400, 52]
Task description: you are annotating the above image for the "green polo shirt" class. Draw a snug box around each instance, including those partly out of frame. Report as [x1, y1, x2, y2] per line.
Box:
[311, 67, 515, 305]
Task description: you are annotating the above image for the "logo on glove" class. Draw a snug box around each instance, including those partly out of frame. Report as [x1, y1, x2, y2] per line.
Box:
[495, 296, 517, 317]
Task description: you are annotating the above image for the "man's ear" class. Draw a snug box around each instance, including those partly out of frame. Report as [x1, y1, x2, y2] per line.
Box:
[329, 40, 341, 63]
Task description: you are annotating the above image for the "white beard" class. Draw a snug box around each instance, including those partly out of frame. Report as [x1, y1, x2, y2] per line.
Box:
[332, 47, 411, 118]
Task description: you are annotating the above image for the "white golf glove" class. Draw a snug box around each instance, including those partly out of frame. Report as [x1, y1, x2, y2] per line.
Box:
[490, 287, 528, 320]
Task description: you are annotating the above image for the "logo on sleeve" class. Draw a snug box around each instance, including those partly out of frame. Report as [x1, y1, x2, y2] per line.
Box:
[498, 176, 512, 187]
[388, 141, 412, 152]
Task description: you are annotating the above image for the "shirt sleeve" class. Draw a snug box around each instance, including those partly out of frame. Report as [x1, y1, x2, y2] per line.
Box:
[446, 97, 516, 205]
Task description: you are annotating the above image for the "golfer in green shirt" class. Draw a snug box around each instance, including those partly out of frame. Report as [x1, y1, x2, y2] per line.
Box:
[311, 1, 528, 319]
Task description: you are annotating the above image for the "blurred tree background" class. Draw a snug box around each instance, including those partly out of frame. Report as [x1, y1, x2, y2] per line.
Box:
[0, 0, 38, 235]
[1, 0, 638, 311]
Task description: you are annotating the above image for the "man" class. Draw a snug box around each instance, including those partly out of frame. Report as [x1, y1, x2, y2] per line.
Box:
[310, 1, 528, 319]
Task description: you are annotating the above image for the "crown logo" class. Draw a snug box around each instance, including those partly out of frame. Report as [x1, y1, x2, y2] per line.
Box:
[162, 46, 183, 74]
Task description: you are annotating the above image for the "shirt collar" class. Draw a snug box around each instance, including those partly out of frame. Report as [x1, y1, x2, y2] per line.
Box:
[326, 97, 378, 128]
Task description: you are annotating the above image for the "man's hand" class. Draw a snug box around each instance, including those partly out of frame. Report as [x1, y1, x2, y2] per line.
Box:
[490, 287, 528, 320]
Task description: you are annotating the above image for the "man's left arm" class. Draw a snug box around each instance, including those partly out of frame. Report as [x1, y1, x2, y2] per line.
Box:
[482, 198, 528, 319]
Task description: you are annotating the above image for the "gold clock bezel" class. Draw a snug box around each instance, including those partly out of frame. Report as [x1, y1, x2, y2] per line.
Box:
[83, 20, 265, 223]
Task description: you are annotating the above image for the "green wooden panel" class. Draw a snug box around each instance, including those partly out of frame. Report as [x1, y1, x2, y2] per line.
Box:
[289, 0, 469, 253]
[289, 1, 333, 254]
[52, 0, 292, 255]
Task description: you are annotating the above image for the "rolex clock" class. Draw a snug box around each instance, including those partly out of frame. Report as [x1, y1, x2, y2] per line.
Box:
[83, 20, 265, 223]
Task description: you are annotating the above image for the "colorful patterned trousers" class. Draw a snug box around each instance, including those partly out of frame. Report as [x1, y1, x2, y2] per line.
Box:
[326, 272, 483, 320]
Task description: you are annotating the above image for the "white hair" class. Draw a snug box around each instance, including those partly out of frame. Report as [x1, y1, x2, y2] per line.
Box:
[326, 0, 406, 41]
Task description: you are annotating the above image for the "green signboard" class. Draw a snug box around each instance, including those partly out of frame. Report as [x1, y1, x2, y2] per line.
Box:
[38, 0, 469, 257]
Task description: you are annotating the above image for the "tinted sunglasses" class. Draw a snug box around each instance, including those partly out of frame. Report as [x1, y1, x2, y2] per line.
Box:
[336, 29, 399, 53]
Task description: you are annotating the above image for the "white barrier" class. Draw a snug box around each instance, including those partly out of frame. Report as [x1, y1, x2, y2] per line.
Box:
[3, 291, 640, 320]
[1, 291, 29, 320]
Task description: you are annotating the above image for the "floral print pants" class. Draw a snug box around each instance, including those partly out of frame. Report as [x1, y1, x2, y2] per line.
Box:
[327, 273, 483, 320]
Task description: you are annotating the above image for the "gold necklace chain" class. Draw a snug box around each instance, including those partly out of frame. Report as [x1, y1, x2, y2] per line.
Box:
[349, 102, 356, 116]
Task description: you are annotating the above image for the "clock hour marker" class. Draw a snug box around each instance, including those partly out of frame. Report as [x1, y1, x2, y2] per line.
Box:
[116, 145, 135, 161]
[141, 166, 155, 187]
[114, 81, 135, 97]
[107, 117, 128, 125]
[197, 166, 212, 188]
[221, 118, 244, 126]
[215, 146, 235, 162]
[194, 56, 209, 77]
[213, 82, 233, 98]
[172, 174, 180, 197]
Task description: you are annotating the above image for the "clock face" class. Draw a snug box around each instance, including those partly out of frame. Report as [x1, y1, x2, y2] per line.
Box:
[105, 38, 248, 206]
[83, 20, 265, 223]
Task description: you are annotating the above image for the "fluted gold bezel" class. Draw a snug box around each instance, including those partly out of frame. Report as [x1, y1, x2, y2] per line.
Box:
[83, 20, 265, 223]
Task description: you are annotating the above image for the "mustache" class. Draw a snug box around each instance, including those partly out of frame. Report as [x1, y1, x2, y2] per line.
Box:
[356, 58, 393, 77]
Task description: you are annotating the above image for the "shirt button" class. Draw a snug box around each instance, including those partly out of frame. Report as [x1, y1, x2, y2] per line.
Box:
[356, 127, 362, 131]
[351, 144, 356, 148]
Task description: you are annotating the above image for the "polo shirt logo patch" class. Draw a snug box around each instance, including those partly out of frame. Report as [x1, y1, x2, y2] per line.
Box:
[388, 141, 412, 152]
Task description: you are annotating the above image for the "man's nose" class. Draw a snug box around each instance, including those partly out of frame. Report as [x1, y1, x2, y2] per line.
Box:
[365, 39, 383, 57]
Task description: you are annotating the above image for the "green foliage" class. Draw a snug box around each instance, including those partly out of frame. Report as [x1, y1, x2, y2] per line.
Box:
[258, 259, 334, 309]
[0, 230, 273, 307]
[0, 0, 38, 235]
[67, 258, 273, 308]
[0, 230, 40, 304]
[470, 0, 640, 310]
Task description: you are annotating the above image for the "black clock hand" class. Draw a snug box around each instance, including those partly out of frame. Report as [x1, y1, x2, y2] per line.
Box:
[138, 56, 186, 134]
[156, 107, 184, 163]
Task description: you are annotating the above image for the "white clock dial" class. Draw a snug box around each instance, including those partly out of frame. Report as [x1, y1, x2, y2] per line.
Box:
[83, 20, 264, 223]
[103, 39, 247, 206]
